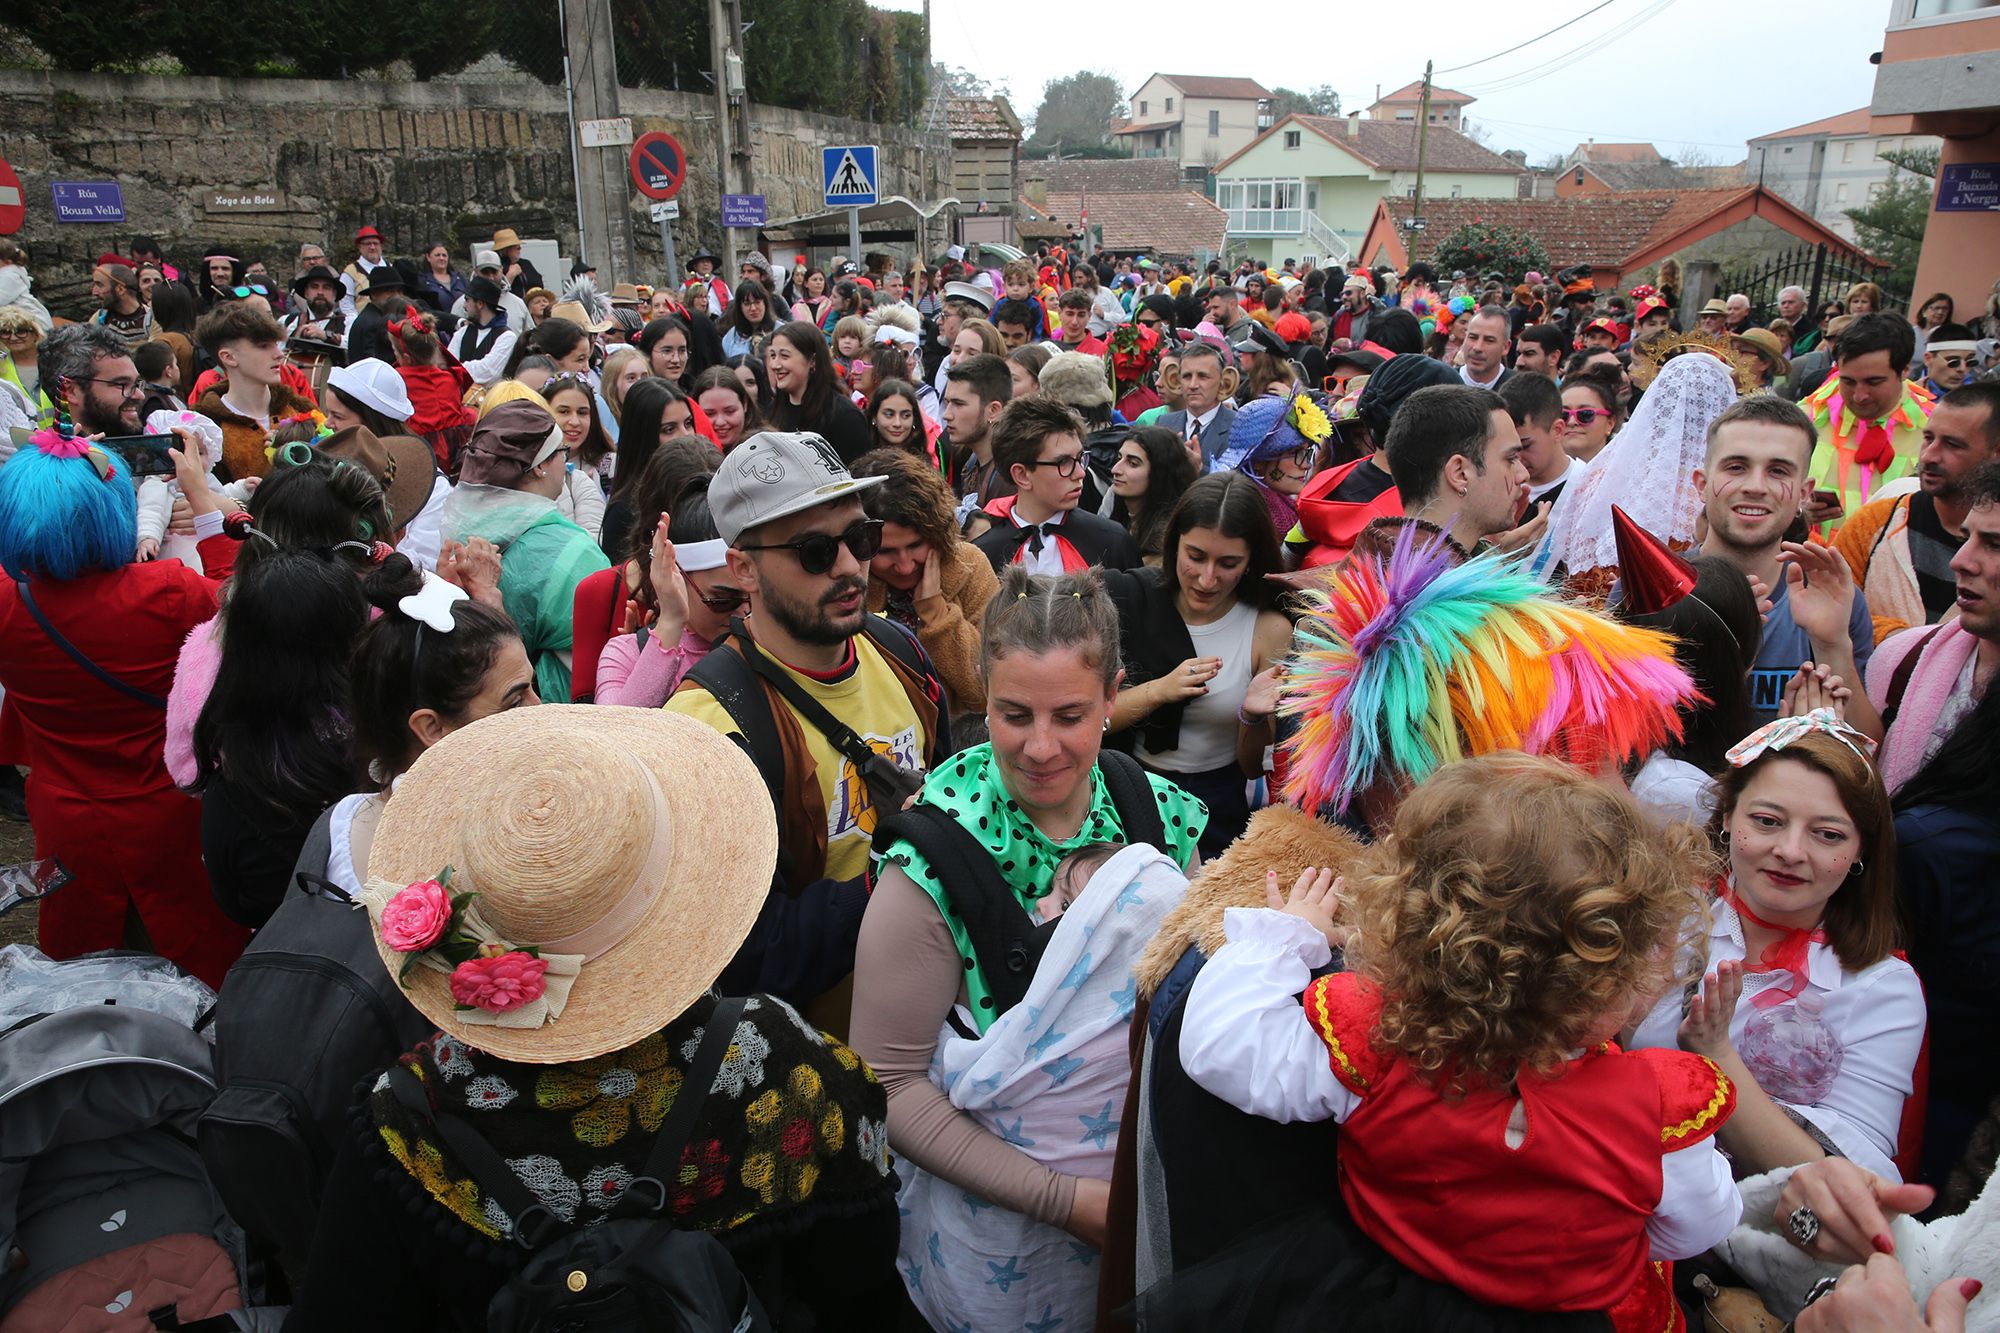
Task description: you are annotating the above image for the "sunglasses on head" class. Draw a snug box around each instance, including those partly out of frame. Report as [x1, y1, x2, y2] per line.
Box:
[739, 518, 883, 576]
[1562, 406, 1611, 425]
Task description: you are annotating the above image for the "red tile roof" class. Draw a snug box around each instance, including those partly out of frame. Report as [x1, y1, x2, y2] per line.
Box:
[1752, 107, 1876, 141]
[1037, 190, 1228, 254]
[1153, 74, 1274, 100]
[1020, 157, 1187, 194]
[1284, 115, 1519, 173]
[1581, 161, 1748, 191]
[1568, 142, 1663, 165]
[1369, 80, 1475, 107]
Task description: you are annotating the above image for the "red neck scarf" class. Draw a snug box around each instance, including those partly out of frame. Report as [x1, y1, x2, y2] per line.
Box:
[1719, 880, 1827, 1008]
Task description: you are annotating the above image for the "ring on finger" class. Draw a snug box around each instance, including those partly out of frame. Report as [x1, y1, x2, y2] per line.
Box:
[1802, 1275, 1840, 1307]
[1788, 1205, 1821, 1246]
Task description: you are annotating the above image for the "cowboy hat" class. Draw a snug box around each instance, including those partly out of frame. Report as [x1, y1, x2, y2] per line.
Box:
[549, 299, 613, 334]
[608, 282, 645, 306]
[362, 706, 778, 1063]
[490, 228, 525, 250]
[291, 264, 342, 296]
[1732, 328, 1791, 378]
[315, 422, 436, 533]
[359, 267, 408, 295]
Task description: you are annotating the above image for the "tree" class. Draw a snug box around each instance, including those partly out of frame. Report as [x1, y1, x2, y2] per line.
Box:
[1266, 84, 1341, 121]
[1025, 70, 1126, 154]
[1429, 221, 1550, 285]
[931, 63, 990, 98]
[1845, 146, 1938, 294]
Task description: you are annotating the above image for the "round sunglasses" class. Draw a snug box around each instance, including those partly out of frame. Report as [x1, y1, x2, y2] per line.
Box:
[738, 518, 883, 576]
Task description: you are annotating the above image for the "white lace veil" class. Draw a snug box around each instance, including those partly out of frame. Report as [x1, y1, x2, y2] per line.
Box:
[1544, 351, 1740, 580]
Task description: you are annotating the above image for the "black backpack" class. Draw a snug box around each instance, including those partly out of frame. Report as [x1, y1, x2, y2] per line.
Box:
[198, 806, 436, 1263]
[870, 749, 1166, 1019]
[386, 997, 772, 1333]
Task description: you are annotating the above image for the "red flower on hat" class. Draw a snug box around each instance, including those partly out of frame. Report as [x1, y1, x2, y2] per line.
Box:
[450, 952, 548, 1013]
[381, 878, 452, 952]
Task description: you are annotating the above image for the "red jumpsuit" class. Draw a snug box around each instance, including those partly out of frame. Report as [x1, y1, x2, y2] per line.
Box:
[0, 536, 249, 987]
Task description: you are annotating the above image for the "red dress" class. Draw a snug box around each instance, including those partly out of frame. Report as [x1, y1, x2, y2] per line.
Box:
[0, 541, 251, 987]
[1303, 973, 1734, 1332]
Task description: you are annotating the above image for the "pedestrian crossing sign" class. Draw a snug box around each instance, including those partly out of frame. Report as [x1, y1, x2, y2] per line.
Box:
[822, 145, 879, 207]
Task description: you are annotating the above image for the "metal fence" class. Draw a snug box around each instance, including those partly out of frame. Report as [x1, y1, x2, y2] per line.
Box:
[1719, 241, 1910, 327]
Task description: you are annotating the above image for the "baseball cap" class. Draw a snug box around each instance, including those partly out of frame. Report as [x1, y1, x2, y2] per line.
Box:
[709, 432, 884, 547]
[474, 249, 503, 272]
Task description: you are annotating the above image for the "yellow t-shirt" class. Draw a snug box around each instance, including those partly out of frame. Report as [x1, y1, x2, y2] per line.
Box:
[1167, 275, 1192, 297]
[667, 638, 926, 884]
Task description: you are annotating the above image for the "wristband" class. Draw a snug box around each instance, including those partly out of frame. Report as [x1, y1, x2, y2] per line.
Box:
[1238, 701, 1272, 727]
[191, 509, 225, 541]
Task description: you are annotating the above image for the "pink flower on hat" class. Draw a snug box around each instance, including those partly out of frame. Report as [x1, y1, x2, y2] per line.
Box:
[451, 952, 548, 1014]
[380, 879, 452, 953]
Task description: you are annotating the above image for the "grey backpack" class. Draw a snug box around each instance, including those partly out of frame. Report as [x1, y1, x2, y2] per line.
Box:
[198, 807, 435, 1265]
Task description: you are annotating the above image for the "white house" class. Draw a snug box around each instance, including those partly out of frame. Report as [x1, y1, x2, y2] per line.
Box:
[1211, 112, 1521, 267]
[1748, 108, 1941, 243]
[1112, 74, 1275, 172]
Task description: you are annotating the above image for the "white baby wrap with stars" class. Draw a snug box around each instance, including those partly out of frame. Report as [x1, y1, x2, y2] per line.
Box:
[897, 843, 1187, 1333]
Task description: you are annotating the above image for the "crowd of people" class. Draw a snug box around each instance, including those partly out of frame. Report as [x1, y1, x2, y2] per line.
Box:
[1, 223, 1997, 1332]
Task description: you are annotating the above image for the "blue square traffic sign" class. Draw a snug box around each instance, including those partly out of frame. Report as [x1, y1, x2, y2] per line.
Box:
[822, 145, 879, 207]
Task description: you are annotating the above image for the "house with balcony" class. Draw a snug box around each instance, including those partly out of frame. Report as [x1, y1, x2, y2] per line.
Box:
[1211, 111, 1520, 267]
[1366, 80, 1475, 131]
[1747, 109, 1941, 242]
[1868, 0, 2000, 316]
[1111, 74, 1275, 173]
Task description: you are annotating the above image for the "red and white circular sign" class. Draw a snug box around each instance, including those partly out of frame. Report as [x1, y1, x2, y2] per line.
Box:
[0, 159, 23, 236]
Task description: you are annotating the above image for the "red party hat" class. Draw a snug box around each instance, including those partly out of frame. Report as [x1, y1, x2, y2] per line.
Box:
[1612, 505, 1698, 615]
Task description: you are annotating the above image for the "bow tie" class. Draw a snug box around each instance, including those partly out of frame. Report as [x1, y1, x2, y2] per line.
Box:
[1017, 521, 1059, 555]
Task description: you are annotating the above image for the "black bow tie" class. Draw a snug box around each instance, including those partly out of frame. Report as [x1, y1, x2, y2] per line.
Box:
[1018, 521, 1058, 555]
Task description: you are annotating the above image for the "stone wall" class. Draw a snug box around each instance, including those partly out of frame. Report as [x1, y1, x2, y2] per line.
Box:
[0, 70, 949, 319]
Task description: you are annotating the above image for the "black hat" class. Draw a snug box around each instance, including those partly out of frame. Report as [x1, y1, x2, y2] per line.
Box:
[466, 275, 504, 308]
[1229, 323, 1289, 359]
[570, 258, 596, 279]
[689, 249, 719, 267]
[291, 263, 341, 296]
[1325, 348, 1387, 376]
[1355, 352, 1461, 437]
[359, 267, 408, 295]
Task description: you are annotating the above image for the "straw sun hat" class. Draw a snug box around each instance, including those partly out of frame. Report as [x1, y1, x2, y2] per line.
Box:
[362, 705, 777, 1064]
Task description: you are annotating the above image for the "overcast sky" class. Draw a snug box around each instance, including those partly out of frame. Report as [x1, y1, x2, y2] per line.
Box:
[891, 0, 1892, 163]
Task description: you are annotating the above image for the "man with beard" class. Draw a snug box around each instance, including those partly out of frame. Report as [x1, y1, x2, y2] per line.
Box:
[669, 431, 951, 1024]
[46, 324, 145, 437]
[283, 264, 347, 345]
[1693, 394, 1882, 734]
[88, 263, 152, 345]
[1836, 382, 2000, 642]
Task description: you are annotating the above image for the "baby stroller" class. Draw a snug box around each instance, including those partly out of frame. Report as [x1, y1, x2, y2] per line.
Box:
[0, 947, 283, 1332]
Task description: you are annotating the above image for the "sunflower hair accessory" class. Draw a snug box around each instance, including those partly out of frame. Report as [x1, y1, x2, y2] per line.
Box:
[1286, 392, 1332, 446]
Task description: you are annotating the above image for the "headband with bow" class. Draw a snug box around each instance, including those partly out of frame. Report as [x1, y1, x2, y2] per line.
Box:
[1724, 707, 1878, 770]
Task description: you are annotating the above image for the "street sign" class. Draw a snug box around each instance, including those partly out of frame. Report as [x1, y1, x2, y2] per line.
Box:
[721, 194, 767, 228]
[579, 117, 634, 148]
[629, 132, 687, 202]
[207, 190, 291, 213]
[0, 159, 21, 235]
[648, 200, 681, 222]
[51, 181, 124, 224]
[1937, 162, 2000, 213]
[822, 145, 879, 207]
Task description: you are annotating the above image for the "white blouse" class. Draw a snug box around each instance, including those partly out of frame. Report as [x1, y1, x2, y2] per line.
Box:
[1182, 908, 1741, 1261]
[1629, 898, 1925, 1181]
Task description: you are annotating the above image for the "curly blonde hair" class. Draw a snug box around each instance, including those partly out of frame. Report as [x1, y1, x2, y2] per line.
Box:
[1343, 754, 1715, 1095]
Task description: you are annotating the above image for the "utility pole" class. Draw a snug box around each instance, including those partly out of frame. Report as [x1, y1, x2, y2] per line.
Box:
[1412, 60, 1434, 230]
[709, 0, 754, 274]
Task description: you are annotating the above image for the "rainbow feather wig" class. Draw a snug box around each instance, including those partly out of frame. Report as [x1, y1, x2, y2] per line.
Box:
[1279, 526, 1696, 813]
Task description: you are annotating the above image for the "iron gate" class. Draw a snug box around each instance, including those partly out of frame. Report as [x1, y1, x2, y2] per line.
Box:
[1719, 242, 1906, 327]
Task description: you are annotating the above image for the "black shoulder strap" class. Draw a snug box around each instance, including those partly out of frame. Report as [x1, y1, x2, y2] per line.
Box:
[1098, 748, 1168, 851]
[624, 995, 746, 1219]
[1882, 624, 1946, 731]
[686, 627, 786, 831]
[874, 803, 1052, 1018]
[863, 615, 951, 763]
[13, 578, 168, 709]
[731, 629, 881, 771]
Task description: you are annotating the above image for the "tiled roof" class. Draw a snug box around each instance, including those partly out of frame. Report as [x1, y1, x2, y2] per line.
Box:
[1020, 157, 1187, 193]
[1292, 115, 1519, 173]
[1583, 161, 1749, 190]
[1568, 142, 1663, 165]
[1370, 79, 1475, 107]
[1037, 190, 1228, 254]
[1752, 107, 1876, 141]
[1382, 194, 1682, 270]
[946, 96, 1021, 143]
[1152, 74, 1274, 100]
[1110, 119, 1181, 136]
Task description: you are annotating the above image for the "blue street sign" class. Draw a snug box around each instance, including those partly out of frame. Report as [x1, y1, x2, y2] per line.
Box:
[51, 180, 125, 224]
[822, 145, 879, 207]
[721, 194, 767, 228]
[1937, 163, 2000, 213]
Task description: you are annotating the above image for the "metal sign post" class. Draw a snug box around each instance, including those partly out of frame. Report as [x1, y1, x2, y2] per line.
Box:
[823, 145, 879, 263]
[848, 208, 861, 262]
[650, 200, 682, 290]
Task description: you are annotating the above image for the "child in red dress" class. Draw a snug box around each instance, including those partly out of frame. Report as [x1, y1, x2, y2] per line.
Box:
[1182, 754, 1742, 1332]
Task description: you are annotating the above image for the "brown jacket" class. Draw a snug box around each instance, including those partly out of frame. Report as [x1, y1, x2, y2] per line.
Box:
[195, 378, 317, 482]
[864, 538, 997, 716]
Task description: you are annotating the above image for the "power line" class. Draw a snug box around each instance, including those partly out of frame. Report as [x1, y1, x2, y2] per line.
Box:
[1472, 114, 1749, 153]
[1435, 0, 1623, 74]
[1461, 0, 1678, 96]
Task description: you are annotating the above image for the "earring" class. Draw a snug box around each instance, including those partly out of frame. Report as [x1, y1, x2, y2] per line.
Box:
[1718, 829, 1731, 844]
[1102, 717, 1110, 733]
[1848, 860, 1865, 877]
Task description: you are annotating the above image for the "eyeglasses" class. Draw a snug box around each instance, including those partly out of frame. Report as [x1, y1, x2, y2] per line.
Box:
[1937, 356, 1972, 370]
[738, 519, 884, 576]
[1281, 444, 1317, 472]
[229, 284, 271, 297]
[82, 375, 144, 398]
[1022, 451, 1084, 478]
[1562, 406, 1611, 425]
[0, 328, 37, 340]
[686, 577, 748, 614]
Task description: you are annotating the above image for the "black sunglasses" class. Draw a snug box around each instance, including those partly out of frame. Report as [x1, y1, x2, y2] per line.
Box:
[738, 518, 883, 576]
[686, 576, 748, 615]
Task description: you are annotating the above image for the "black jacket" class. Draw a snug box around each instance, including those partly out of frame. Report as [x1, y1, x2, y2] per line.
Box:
[1100, 566, 1197, 755]
[972, 506, 1140, 574]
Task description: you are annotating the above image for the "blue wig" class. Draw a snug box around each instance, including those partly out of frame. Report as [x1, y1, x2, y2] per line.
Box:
[0, 439, 138, 581]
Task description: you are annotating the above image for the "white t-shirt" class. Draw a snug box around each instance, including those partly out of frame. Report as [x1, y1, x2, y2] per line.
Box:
[1529, 455, 1586, 503]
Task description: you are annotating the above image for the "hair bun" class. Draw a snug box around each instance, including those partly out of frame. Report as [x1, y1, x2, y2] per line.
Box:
[361, 551, 424, 612]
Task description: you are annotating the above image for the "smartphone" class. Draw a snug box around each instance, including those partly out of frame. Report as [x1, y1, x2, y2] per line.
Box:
[1811, 488, 1841, 509]
[99, 433, 179, 478]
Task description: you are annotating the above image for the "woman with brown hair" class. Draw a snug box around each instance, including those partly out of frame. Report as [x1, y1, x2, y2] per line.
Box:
[1845, 281, 1887, 318]
[690, 363, 761, 450]
[1629, 713, 1923, 1181]
[764, 320, 871, 463]
[851, 447, 998, 713]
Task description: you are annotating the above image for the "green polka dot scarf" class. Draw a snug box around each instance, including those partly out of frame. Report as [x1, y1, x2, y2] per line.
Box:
[875, 742, 1207, 1032]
